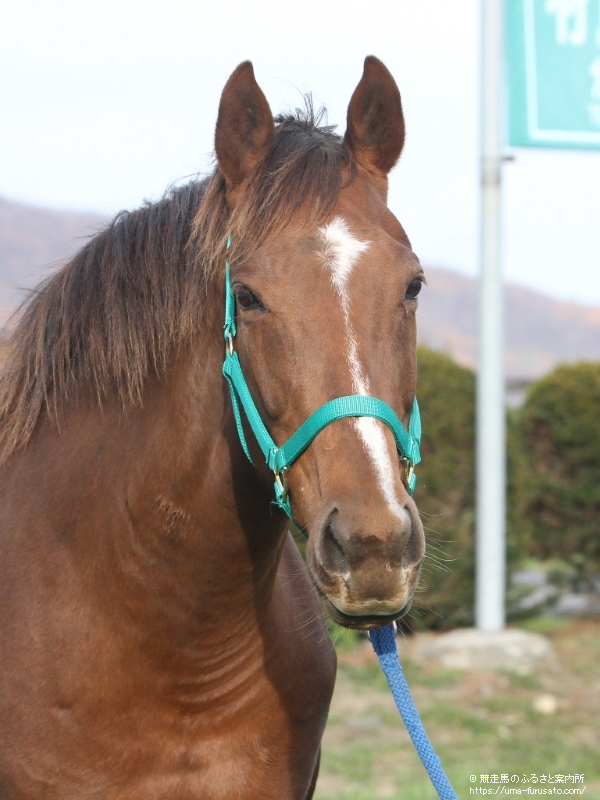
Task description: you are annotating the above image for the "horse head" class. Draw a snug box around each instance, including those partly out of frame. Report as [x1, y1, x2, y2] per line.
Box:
[214, 58, 425, 630]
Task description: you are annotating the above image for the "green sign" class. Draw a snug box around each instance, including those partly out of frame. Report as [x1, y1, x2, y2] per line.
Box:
[506, 0, 600, 149]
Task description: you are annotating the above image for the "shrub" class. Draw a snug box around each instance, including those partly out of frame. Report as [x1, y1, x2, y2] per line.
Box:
[511, 362, 600, 584]
[409, 347, 476, 630]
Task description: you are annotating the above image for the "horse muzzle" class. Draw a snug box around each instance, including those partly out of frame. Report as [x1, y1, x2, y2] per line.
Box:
[306, 503, 425, 630]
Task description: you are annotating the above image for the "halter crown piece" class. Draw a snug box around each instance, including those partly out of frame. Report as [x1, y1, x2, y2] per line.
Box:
[221, 238, 422, 520]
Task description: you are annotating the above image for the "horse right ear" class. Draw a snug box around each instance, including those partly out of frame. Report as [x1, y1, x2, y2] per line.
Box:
[344, 57, 405, 186]
[215, 62, 274, 197]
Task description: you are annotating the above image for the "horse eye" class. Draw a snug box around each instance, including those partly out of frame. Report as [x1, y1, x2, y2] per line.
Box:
[235, 286, 262, 311]
[405, 278, 422, 300]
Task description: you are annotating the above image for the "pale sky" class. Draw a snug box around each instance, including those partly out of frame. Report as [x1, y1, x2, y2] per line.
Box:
[1, 0, 599, 305]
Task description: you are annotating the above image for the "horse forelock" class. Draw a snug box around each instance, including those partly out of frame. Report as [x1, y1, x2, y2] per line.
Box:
[0, 101, 355, 465]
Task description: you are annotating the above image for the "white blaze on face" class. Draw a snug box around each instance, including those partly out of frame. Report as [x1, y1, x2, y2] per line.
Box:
[317, 217, 405, 520]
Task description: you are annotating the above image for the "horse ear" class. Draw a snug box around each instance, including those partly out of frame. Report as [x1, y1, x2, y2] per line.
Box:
[215, 61, 274, 193]
[344, 56, 405, 180]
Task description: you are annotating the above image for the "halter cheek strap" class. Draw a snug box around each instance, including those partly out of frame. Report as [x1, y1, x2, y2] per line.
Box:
[222, 247, 422, 520]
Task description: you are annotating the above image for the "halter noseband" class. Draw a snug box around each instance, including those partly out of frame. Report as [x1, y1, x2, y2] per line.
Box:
[221, 242, 422, 520]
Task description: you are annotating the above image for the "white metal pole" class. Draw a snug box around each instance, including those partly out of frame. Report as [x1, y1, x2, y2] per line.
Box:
[476, 0, 506, 631]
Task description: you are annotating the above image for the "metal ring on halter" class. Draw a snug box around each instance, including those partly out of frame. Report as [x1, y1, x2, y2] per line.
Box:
[401, 458, 415, 491]
[227, 333, 234, 356]
[274, 466, 289, 502]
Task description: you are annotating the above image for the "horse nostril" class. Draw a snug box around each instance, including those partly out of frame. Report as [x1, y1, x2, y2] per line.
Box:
[321, 512, 348, 574]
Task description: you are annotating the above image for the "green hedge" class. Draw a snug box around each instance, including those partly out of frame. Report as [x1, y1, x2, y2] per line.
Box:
[410, 347, 476, 629]
[511, 362, 600, 580]
[413, 356, 600, 629]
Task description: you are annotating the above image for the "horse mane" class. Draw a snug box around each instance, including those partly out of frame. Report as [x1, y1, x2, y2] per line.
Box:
[0, 102, 355, 465]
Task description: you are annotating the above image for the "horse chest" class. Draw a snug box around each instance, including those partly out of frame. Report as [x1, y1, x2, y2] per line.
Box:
[110, 712, 313, 800]
[0, 587, 332, 800]
[0, 667, 325, 800]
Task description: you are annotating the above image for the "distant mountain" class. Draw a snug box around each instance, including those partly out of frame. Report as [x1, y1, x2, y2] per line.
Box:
[0, 196, 599, 380]
[0, 196, 107, 324]
[418, 267, 600, 380]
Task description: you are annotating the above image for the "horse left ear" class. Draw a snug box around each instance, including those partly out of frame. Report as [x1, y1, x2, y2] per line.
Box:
[215, 61, 274, 196]
[344, 57, 405, 186]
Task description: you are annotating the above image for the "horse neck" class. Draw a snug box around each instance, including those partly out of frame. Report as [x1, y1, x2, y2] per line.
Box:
[17, 283, 288, 648]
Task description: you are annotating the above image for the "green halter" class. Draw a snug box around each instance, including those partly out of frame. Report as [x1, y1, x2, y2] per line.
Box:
[222, 245, 422, 519]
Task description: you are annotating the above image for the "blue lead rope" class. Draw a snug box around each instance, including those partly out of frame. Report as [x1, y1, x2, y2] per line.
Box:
[369, 625, 458, 800]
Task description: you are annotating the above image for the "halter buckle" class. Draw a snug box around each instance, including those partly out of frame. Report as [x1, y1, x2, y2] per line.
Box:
[226, 332, 234, 356]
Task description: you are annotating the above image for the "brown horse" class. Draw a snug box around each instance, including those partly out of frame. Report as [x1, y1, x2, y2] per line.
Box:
[0, 57, 425, 799]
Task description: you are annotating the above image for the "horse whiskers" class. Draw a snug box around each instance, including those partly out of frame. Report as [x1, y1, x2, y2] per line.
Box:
[418, 510, 444, 521]
[410, 600, 444, 621]
[422, 557, 452, 574]
[291, 612, 322, 636]
[314, 625, 335, 647]
[424, 539, 453, 553]
[422, 524, 446, 536]
[424, 555, 454, 569]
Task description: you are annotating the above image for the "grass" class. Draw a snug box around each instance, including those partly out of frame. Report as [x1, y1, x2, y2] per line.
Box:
[314, 618, 600, 800]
